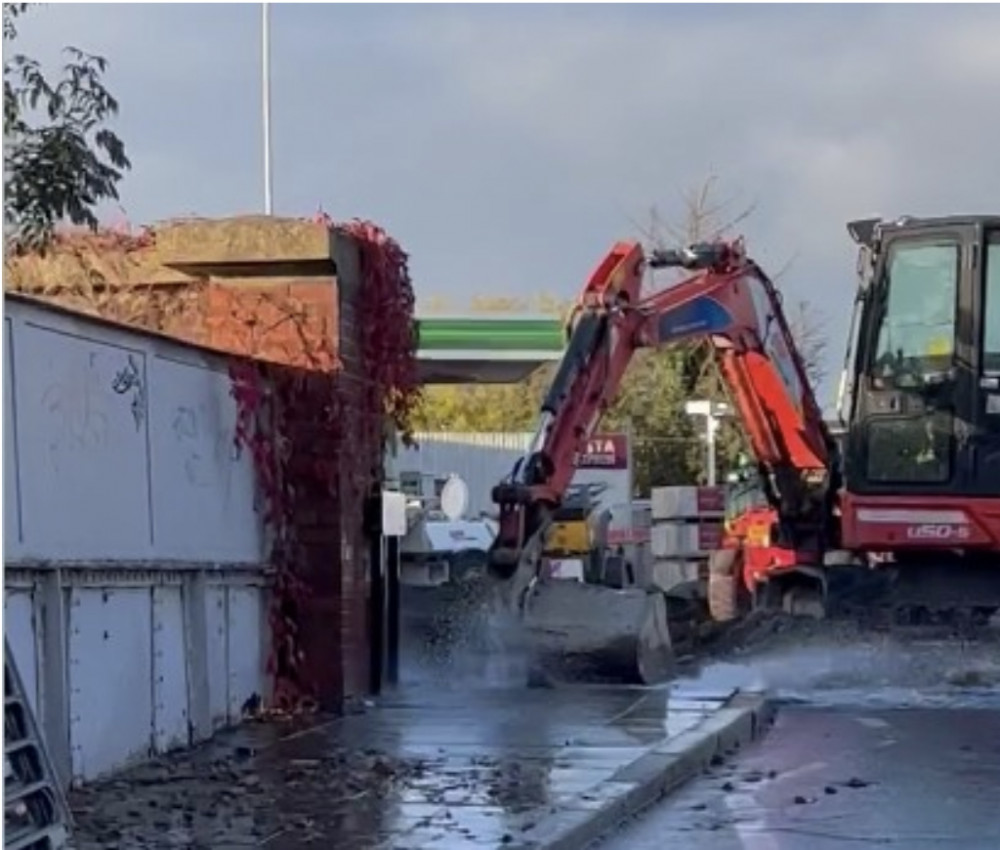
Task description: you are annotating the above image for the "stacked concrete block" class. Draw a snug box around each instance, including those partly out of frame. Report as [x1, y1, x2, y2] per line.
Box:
[604, 500, 654, 587]
[650, 485, 725, 523]
[605, 501, 653, 547]
[648, 486, 725, 595]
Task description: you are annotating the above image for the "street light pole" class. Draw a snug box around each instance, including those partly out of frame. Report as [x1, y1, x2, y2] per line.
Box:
[261, 2, 274, 215]
[706, 415, 719, 487]
[684, 400, 730, 486]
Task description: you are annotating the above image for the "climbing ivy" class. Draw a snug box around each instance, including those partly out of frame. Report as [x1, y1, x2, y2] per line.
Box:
[230, 219, 421, 710]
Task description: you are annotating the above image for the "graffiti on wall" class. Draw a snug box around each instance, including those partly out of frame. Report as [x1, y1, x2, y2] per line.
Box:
[42, 349, 149, 472]
[170, 401, 238, 498]
[41, 351, 111, 473]
[111, 354, 147, 431]
[8, 301, 262, 563]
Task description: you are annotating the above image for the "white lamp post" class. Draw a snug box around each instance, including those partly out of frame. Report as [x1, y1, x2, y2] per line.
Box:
[261, 2, 274, 215]
[684, 400, 731, 486]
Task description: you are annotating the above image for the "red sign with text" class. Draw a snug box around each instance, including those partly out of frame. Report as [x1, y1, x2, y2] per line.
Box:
[574, 434, 628, 470]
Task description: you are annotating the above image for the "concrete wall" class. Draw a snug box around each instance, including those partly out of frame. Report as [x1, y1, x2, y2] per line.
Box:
[3, 295, 269, 785]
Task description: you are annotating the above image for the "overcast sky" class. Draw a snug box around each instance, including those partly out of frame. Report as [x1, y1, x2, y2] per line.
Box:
[13, 3, 1000, 403]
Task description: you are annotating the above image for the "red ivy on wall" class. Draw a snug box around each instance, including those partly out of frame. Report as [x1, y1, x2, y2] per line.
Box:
[229, 218, 421, 711]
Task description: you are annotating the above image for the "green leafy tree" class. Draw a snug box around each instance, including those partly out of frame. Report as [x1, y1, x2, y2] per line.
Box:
[600, 350, 701, 493]
[3, 3, 130, 252]
[413, 381, 541, 432]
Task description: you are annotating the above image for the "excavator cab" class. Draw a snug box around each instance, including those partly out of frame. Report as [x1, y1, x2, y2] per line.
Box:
[840, 216, 1000, 584]
[844, 216, 1000, 502]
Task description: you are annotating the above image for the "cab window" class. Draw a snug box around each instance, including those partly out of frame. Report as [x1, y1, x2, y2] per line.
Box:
[871, 241, 959, 388]
[986, 235, 1000, 375]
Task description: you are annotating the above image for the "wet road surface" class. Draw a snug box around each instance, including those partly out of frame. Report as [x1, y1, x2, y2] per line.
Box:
[68, 680, 739, 849]
[599, 705, 1000, 849]
[600, 623, 1000, 850]
[68, 597, 1000, 849]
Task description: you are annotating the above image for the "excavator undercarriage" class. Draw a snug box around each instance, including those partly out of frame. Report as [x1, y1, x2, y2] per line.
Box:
[485, 216, 1000, 686]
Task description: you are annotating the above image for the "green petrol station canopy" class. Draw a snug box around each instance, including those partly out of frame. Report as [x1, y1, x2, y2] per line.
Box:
[414, 316, 565, 384]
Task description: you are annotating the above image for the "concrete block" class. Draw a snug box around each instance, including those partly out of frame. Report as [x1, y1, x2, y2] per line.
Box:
[157, 216, 335, 271]
[650, 485, 725, 520]
[650, 559, 703, 593]
[650, 522, 723, 558]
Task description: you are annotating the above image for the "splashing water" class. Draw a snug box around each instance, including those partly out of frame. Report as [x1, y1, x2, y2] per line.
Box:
[681, 619, 1000, 710]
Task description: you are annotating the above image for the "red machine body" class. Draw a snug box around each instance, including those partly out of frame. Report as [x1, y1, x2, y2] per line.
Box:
[490, 216, 1000, 620]
[840, 493, 1000, 551]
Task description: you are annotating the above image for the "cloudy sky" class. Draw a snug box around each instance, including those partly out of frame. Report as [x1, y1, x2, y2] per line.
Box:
[13, 3, 1000, 402]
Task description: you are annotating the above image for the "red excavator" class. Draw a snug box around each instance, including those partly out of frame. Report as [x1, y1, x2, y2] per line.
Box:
[486, 215, 1000, 684]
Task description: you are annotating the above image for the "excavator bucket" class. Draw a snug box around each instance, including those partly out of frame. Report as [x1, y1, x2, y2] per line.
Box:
[518, 580, 674, 685]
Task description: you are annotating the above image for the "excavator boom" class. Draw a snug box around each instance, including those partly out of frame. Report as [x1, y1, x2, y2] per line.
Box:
[485, 238, 839, 684]
[489, 239, 835, 583]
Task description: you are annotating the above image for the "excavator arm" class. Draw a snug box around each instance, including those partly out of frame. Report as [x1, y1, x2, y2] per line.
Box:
[487, 238, 838, 582]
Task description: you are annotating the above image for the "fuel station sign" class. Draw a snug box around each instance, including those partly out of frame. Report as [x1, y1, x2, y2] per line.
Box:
[574, 434, 629, 470]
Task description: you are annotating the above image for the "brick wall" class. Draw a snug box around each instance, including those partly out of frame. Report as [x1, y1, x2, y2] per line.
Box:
[205, 268, 374, 710]
[264, 277, 373, 707]
[190, 251, 374, 710]
[329, 265, 371, 700]
[278, 366, 365, 710]
[187, 280, 340, 370]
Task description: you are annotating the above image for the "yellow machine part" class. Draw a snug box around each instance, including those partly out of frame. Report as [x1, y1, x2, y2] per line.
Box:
[544, 518, 591, 555]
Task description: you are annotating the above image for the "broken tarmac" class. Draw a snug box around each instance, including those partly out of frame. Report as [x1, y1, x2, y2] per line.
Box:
[68, 681, 773, 850]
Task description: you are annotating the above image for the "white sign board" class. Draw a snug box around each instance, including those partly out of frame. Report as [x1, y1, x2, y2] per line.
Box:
[381, 490, 408, 537]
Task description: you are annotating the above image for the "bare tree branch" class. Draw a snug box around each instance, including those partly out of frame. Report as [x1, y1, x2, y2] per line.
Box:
[639, 174, 759, 249]
[786, 299, 829, 389]
[633, 174, 829, 388]
[770, 249, 801, 282]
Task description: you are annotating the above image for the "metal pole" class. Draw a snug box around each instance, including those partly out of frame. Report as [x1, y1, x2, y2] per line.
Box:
[261, 2, 273, 215]
[705, 414, 718, 487]
[625, 418, 635, 501]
